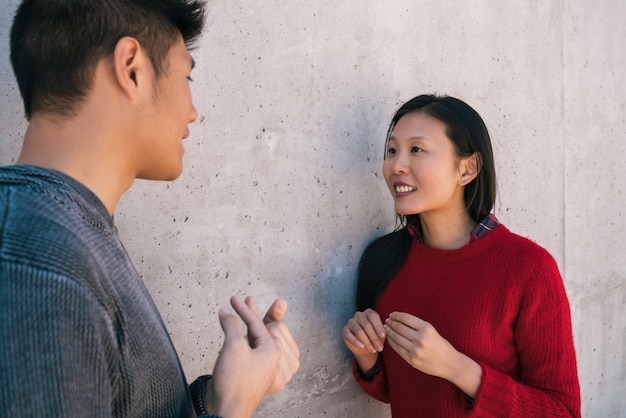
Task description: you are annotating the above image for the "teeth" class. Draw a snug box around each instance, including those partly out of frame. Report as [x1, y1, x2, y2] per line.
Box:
[395, 185, 416, 193]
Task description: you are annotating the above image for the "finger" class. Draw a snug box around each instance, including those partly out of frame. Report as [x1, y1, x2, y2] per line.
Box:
[388, 311, 427, 330]
[358, 319, 385, 352]
[384, 320, 415, 350]
[267, 320, 299, 359]
[364, 309, 386, 339]
[274, 332, 300, 381]
[342, 326, 367, 350]
[385, 316, 419, 341]
[244, 295, 260, 317]
[263, 298, 287, 324]
[230, 296, 272, 348]
[265, 336, 296, 395]
[217, 307, 245, 343]
[385, 331, 412, 364]
[384, 318, 417, 355]
[348, 322, 382, 353]
[272, 330, 300, 375]
[243, 296, 260, 344]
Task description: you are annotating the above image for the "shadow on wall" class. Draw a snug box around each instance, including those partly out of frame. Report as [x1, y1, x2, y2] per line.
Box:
[296, 89, 395, 406]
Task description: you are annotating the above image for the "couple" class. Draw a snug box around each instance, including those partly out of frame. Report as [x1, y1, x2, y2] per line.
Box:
[0, 1, 580, 417]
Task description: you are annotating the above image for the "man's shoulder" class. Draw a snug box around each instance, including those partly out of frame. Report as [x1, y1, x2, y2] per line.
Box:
[1, 165, 77, 226]
[0, 164, 57, 185]
[1, 164, 113, 233]
[0, 165, 117, 276]
[0, 165, 69, 205]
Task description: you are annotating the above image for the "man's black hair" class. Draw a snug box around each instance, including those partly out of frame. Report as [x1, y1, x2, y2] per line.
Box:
[10, 0, 206, 119]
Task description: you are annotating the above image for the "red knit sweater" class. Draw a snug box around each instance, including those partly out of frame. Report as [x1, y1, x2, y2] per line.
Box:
[354, 224, 581, 417]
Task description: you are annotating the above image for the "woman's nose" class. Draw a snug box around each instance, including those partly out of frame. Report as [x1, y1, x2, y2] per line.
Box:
[391, 152, 410, 174]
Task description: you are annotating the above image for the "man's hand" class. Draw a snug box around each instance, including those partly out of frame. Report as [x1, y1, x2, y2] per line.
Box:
[248, 297, 300, 394]
[207, 296, 299, 418]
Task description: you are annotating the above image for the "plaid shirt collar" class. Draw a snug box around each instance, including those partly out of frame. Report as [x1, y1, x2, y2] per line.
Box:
[408, 214, 500, 244]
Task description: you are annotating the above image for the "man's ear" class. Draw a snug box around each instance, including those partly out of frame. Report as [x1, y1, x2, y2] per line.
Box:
[459, 152, 481, 184]
[112, 37, 150, 101]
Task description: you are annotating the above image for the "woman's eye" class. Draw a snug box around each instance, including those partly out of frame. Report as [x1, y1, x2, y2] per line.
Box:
[186, 76, 194, 82]
[386, 147, 397, 156]
[411, 146, 422, 153]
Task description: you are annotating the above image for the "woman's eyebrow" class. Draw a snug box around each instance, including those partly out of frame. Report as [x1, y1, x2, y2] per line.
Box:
[389, 135, 428, 142]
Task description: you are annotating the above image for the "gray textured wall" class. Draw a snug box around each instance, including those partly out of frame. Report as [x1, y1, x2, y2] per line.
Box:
[1, 1, 624, 417]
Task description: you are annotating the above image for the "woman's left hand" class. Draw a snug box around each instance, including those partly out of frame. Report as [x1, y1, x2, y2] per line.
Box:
[384, 311, 461, 380]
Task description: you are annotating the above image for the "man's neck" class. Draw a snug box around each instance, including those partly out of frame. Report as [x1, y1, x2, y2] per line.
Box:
[17, 114, 134, 215]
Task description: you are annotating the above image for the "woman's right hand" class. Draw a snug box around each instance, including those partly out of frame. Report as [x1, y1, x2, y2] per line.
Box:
[342, 309, 386, 372]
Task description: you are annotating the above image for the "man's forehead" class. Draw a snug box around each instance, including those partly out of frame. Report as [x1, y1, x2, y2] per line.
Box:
[169, 37, 194, 67]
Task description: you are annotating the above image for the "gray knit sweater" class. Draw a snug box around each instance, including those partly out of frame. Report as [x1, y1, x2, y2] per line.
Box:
[0, 165, 199, 417]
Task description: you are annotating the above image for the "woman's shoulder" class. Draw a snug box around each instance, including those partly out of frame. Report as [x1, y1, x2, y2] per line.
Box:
[492, 225, 554, 257]
[490, 224, 561, 276]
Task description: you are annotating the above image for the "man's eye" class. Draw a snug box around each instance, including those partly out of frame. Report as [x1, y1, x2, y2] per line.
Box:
[186, 76, 194, 82]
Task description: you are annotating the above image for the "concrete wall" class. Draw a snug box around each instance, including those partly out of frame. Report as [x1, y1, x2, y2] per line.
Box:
[1, 1, 624, 416]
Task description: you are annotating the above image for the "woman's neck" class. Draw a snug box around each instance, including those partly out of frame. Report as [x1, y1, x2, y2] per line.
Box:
[419, 211, 476, 250]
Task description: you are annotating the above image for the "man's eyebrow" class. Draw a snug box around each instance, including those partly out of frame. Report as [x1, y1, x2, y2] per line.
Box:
[191, 58, 196, 70]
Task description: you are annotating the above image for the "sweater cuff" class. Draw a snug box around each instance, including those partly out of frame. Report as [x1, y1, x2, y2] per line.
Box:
[471, 362, 513, 413]
[190, 375, 222, 418]
[354, 356, 381, 382]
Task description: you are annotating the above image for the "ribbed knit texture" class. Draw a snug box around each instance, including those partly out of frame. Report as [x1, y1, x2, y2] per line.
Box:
[0, 165, 195, 417]
[354, 225, 581, 417]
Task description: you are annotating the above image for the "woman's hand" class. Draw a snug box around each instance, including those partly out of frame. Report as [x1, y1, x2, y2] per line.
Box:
[342, 309, 386, 373]
[384, 311, 482, 397]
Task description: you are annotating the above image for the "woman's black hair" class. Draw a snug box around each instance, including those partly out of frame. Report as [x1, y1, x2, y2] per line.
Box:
[356, 228, 411, 311]
[356, 94, 497, 310]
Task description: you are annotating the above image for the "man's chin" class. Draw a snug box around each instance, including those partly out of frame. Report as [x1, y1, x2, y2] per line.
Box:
[137, 167, 183, 182]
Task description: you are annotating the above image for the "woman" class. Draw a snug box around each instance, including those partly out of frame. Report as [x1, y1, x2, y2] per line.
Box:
[342, 94, 580, 417]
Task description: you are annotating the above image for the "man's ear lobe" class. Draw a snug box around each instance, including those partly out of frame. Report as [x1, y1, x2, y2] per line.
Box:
[113, 37, 145, 99]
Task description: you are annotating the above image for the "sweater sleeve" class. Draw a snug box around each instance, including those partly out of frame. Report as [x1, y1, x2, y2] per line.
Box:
[0, 263, 116, 416]
[470, 252, 581, 417]
[352, 355, 390, 403]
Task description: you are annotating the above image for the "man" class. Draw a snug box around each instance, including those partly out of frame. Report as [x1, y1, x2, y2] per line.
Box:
[0, 1, 299, 417]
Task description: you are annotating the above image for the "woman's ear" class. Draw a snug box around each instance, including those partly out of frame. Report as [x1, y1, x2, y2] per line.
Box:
[459, 152, 481, 185]
[112, 37, 150, 101]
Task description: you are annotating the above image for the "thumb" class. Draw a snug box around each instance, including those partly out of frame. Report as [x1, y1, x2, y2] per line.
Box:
[263, 299, 288, 324]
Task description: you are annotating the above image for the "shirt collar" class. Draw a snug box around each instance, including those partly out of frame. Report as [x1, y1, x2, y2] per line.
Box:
[408, 214, 500, 244]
